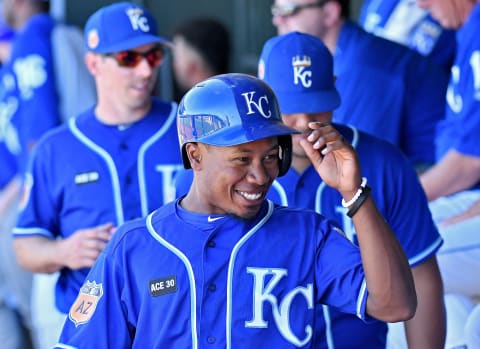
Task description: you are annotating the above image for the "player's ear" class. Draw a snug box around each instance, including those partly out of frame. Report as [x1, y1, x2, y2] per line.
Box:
[84, 52, 101, 76]
[185, 143, 202, 170]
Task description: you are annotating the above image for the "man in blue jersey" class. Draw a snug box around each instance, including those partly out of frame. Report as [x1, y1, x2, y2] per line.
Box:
[359, 0, 456, 72]
[55, 72, 416, 348]
[270, 0, 449, 171]
[0, 13, 35, 349]
[417, 0, 480, 347]
[257, 31, 444, 349]
[12, 2, 183, 348]
[1, 2, 95, 347]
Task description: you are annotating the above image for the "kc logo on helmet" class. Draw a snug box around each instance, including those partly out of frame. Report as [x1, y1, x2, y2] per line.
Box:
[126, 8, 150, 32]
[242, 91, 272, 119]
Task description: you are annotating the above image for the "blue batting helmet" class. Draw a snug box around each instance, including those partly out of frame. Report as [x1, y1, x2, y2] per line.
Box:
[177, 73, 298, 176]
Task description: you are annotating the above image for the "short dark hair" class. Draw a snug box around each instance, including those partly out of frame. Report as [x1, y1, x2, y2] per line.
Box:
[173, 17, 231, 74]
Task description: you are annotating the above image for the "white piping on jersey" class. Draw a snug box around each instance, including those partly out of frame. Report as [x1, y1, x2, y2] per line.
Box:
[226, 200, 275, 349]
[13, 226, 52, 238]
[409, 236, 443, 266]
[356, 279, 368, 319]
[321, 305, 335, 349]
[146, 211, 198, 349]
[271, 180, 288, 206]
[137, 102, 177, 214]
[69, 117, 125, 225]
[54, 343, 77, 349]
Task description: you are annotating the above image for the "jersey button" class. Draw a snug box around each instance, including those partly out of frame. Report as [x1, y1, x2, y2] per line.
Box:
[208, 284, 216, 292]
[207, 240, 216, 248]
[207, 336, 216, 344]
[120, 142, 128, 150]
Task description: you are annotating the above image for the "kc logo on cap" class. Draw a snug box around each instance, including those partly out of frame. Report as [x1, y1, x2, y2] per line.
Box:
[126, 7, 151, 33]
[84, 1, 171, 54]
[258, 31, 341, 114]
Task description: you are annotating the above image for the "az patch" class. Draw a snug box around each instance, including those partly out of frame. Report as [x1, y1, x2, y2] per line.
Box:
[69, 280, 103, 327]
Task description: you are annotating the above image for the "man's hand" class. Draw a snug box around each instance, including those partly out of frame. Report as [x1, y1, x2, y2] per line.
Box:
[60, 222, 115, 270]
[299, 122, 362, 198]
[442, 199, 480, 226]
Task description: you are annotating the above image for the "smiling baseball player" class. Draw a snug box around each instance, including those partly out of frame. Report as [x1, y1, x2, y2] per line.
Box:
[54, 73, 416, 348]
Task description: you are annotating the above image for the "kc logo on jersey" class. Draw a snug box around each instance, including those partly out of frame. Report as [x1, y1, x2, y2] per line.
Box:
[69, 280, 103, 327]
[292, 55, 312, 88]
[126, 8, 150, 32]
[241, 91, 272, 118]
[245, 267, 314, 347]
[13, 55, 47, 100]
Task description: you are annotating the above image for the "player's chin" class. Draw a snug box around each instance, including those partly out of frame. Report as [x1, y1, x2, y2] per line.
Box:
[234, 192, 265, 219]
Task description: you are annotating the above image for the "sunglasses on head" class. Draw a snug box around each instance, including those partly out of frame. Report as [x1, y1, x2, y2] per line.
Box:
[105, 46, 164, 68]
[271, 1, 328, 17]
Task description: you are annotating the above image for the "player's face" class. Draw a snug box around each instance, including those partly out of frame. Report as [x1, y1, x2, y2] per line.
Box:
[95, 43, 161, 115]
[2, 0, 15, 28]
[281, 111, 332, 159]
[195, 138, 280, 219]
[172, 35, 197, 91]
[272, 0, 329, 38]
[417, 0, 474, 29]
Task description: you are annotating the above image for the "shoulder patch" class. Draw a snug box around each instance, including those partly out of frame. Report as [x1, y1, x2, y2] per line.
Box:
[69, 280, 103, 327]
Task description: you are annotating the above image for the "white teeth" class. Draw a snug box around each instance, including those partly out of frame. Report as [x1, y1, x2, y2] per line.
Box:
[239, 191, 262, 200]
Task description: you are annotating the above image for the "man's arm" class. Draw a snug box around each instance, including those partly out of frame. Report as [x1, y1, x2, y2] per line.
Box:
[301, 122, 416, 321]
[404, 256, 446, 349]
[13, 223, 115, 274]
[420, 150, 480, 201]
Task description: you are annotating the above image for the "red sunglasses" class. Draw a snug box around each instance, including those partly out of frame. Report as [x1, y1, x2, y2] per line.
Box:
[105, 46, 164, 68]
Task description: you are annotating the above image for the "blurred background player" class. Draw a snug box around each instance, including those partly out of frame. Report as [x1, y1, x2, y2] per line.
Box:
[170, 17, 230, 102]
[258, 31, 445, 349]
[417, 0, 480, 347]
[359, 0, 456, 72]
[2, 1, 95, 348]
[12, 2, 183, 349]
[270, 0, 449, 172]
[0, 9, 35, 349]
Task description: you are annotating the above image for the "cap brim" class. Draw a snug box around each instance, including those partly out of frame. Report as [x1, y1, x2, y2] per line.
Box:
[275, 89, 341, 114]
[93, 35, 172, 53]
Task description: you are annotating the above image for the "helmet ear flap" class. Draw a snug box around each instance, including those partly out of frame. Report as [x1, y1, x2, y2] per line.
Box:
[278, 135, 293, 177]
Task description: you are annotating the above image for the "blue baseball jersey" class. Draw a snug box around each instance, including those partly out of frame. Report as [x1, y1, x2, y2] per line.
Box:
[266, 125, 442, 348]
[0, 64, 20, 188]
[56, 199, 370, 348]
[8, 13, 61, 173]
[13, 99, 183, 313]
[435, 4, 480, 164]
[333, 20, 449, 166]
[359, 0, 456, 71]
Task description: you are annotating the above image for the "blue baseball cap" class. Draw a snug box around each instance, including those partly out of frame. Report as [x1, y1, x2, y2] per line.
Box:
[84, 2, 171, 53]
[258, 31, 341, 114]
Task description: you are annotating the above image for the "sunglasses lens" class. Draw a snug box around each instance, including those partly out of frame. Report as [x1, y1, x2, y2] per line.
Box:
[271, 4, 296, 17]
[145, 48, 163, 67]
[111, 47, 163, 68]
[116, 51, 143, 67]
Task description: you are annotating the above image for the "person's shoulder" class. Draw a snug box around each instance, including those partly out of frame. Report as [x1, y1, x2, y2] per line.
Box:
[34, 109, 94, 149]
[271, 202, 327, 224]
[343, 20, 421, 70]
